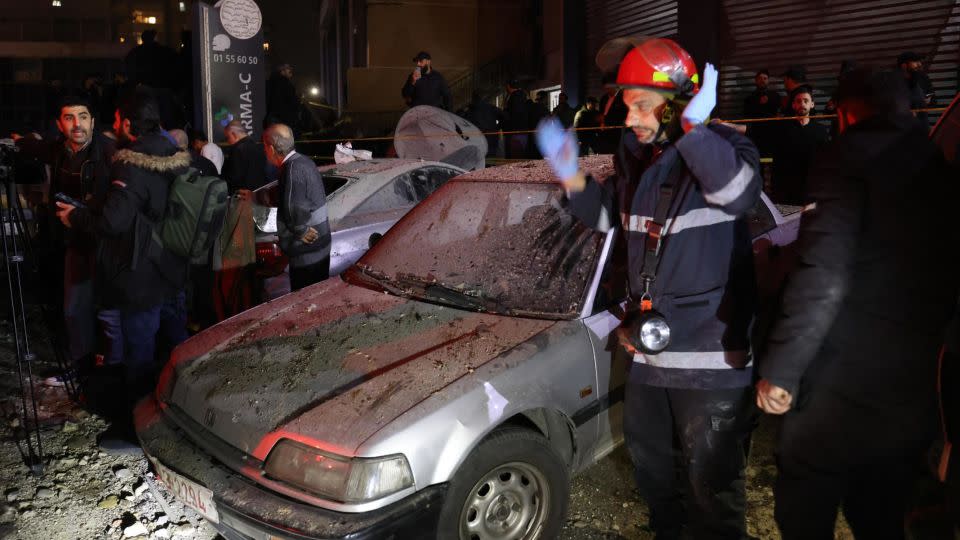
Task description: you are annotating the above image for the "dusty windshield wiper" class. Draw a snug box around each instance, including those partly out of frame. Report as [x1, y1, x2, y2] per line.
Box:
[351, 264, 407, 296]
[394, 273, 501, 312]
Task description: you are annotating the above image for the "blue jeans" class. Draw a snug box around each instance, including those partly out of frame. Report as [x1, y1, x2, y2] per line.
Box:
[97, 309, 123, 366]
[112, 292, 188, 404]
[63, 248, 95, 363]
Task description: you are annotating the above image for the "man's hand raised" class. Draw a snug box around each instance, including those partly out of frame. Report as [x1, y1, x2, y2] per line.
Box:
[535, 117, 585, 191]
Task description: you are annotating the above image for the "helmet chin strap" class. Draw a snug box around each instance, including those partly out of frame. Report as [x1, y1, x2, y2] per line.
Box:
[651, 98, 681, 144]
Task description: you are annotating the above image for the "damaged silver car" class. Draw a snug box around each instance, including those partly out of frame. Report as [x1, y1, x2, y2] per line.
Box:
[135, 156, 801, 540]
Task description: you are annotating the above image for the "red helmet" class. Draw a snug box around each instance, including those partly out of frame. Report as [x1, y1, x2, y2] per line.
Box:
[597, 36, 699, 95]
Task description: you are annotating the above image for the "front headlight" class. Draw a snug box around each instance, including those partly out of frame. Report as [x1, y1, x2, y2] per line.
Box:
[263, 439, 414, 503]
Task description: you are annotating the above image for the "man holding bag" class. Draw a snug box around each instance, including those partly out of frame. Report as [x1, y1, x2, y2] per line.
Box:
[262, 123, 330, 290]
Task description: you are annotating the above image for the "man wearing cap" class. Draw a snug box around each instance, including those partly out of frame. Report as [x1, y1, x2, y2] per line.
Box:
[898, 51, 935, 125]
[779, 65, 808, 116]
[538, 37, 760, 538]
[401, 51, 451, 111]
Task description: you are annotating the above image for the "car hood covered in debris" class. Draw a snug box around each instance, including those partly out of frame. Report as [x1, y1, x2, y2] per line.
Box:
[156, 278, 555, 459]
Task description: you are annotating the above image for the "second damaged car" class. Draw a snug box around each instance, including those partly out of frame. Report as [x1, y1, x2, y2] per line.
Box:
[135, 156, 801, 540]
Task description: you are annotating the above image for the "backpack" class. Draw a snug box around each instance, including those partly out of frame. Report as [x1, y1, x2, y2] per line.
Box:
[153, 168, 229, 265]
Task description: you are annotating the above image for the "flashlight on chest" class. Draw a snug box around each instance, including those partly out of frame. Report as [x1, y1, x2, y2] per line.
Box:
[630, 285, 671, 355]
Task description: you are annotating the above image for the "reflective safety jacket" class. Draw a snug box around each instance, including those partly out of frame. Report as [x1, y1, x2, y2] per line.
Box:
[569, 124, 761, 389]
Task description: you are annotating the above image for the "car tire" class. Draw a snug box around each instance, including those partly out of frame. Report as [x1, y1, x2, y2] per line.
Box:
[436, 427, 570, 540]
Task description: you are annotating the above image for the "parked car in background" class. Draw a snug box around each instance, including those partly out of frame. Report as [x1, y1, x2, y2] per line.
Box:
[253, 158, 467, 300]
[137, 155, 803, 540]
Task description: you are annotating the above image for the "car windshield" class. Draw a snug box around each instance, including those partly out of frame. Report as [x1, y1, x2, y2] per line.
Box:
[344, 180, 607, 319]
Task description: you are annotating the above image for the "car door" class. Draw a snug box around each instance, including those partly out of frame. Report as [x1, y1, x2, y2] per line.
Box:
[580, 233, 631, 466]
[329, 166, 463, 276]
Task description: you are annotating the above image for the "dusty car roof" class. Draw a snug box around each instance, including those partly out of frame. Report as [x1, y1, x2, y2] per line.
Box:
[454, 155, 615, 184]
[317, 158, 458, 177]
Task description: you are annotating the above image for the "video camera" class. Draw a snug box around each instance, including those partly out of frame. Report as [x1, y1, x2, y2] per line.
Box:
[0, 137, 46, 185]
[0, 139, 16, 183]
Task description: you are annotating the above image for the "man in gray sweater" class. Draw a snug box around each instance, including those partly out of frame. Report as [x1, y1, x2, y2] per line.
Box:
[262, 123, 330, 290]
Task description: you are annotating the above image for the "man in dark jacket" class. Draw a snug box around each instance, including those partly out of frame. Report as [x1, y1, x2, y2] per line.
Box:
[538, 38, 760, 538]
[462, 91, 500, 157]
[756, 67, 960, 538]
[124, 30, 177, 90]
[266, 64, 300, 130]
[262, 123, 330, 290]
[743, 69, 781, 119]
[502, 80, 529, 159]
[16, 95, 116, 378]
[735, 85, 828, 204]
[742, 69, 782, 157]
[402, 51, 452, 111]
[222, 120, 267, 194]
[527, 91, 550, 158]
[57, 90, 190, 438]
[552, 92, 576, 128]
[898, 51, 935, 126]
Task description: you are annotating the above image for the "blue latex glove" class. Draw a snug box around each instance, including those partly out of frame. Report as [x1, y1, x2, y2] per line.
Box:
[681, 62, 718, 133]
[535, 117, 579, 184]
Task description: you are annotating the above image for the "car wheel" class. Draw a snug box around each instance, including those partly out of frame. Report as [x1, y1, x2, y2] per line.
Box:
[437, 427, 569, 540]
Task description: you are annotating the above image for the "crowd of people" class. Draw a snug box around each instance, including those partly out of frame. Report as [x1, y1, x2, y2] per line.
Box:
[10, 82, 331, 453]
[405, 47, 940, 213]
[3, 35, 956, 539]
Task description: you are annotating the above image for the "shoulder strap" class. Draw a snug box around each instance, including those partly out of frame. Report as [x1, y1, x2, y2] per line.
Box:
[639, 153, 691, 293]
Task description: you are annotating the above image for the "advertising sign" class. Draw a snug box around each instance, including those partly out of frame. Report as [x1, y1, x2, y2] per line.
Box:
[193, 0, 266, 143]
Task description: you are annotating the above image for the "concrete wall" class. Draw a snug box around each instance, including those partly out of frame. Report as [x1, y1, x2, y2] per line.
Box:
[541, 0, 563, 88]
[348, 0, 480, 113]
[367, 0, 478, 69]
[476, 0, 533, 66]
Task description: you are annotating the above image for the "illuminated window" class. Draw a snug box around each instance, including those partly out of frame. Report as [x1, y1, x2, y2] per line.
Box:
[52, 0, 62, 5]
[179, 1, 186, 12]
[132, 11, 160, 25]
[263, 41, 270, 51]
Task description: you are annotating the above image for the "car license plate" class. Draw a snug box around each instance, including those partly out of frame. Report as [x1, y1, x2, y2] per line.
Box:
[150, 458, 220, 524]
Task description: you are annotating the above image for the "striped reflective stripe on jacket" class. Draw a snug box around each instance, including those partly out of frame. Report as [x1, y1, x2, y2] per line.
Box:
[633, 350, 751, 370]
[624, 206, 738, 236]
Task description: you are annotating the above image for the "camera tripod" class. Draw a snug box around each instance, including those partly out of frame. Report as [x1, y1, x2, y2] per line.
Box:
[1, 175, 47, 474]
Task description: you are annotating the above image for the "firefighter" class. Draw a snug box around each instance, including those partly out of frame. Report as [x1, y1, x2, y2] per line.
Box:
[537, 37, 761, 538]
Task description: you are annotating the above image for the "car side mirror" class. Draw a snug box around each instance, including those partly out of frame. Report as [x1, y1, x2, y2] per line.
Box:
[369, 232, 383, 248]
